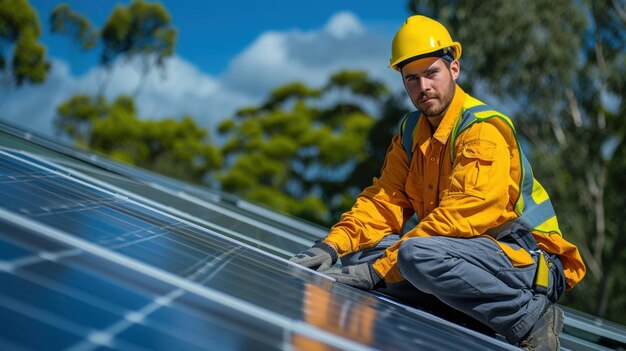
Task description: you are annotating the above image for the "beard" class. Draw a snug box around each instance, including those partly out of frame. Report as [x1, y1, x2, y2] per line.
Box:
[415, 79, 456, 117]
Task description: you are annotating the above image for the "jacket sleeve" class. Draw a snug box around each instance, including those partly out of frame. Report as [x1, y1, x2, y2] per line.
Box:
[373, 121, 513, 283]
[324, 134, 415, 255]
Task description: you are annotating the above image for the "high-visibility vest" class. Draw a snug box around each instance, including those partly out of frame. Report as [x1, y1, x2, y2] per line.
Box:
[400, 102, 563, 237]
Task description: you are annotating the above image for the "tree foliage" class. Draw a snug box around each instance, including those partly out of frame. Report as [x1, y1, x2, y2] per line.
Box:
[0, 0, 50, 89]
[50, 4, 97, 50]
[55, 94, 222, 183]
[100, 0, 176, 68]
[350, 92, 410, 191]
[218, 71, 388, 225]
[50, 0, 177, 96]
[408, 0, 626, 323]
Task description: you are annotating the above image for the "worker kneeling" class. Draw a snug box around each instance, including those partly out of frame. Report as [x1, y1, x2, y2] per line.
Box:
[290, 15, 586, 351]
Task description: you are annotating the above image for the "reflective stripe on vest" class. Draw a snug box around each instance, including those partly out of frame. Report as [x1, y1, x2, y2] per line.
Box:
[400, 104, 561, 235]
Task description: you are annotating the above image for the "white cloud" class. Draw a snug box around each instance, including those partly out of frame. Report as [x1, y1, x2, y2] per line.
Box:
[221, 11, 398, 98]
[324, 11, 364, 39]
[0, 11, 402, 141]
[0, 56, 252, 140]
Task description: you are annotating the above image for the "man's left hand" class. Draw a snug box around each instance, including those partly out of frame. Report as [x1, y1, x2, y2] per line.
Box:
[321, 263, 384, 290]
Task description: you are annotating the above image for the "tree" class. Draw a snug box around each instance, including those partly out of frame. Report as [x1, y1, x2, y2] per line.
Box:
[50, 0, 177, 96]
[55, 94, 222, 183]
[407, 0, 626, 323]
[218, 71, 388, 225]
[0, 0, 50, 90]
[50, 4, 97, 51]
[349, 92, 410, 192]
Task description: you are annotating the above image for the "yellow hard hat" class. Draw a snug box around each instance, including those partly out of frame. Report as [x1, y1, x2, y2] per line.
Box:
[389, 15, 462, 71]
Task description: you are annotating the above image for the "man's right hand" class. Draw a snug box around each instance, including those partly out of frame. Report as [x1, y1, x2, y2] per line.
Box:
[289, 241, 338, 271]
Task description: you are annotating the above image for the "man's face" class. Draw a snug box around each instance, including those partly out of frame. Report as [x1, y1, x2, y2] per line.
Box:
[401, 57, 459, 117]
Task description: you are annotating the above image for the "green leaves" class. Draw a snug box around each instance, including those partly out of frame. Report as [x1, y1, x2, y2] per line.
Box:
[219, 70, 386, 225]
[50, 4, 97, 50]
[55, 94, 222, 183]
[326, 70, 388, 98]
[0, 0, 49, 88]
[50, 0, 177, 96]
[100, 0, 176, 67]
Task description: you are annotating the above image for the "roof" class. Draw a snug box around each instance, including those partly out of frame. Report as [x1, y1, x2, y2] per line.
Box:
[0, 120, 624, 351]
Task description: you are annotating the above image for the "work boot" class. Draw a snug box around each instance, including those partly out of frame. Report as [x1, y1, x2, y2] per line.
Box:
[518, 304, 564, 351]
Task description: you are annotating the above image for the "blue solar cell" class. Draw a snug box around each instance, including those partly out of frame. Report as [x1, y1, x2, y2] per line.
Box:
[116, 323, 216, 350]
[148, 297, 285, 350]
[23, 260, 158, 313]
[0, 304, 83, 350]
[0, 274, 122, 329]
[0, 220, 73, 255]
[0, 237, 33, 260]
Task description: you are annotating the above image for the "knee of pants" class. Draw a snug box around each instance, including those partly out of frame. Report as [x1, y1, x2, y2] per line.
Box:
[397, 237, 443, 280]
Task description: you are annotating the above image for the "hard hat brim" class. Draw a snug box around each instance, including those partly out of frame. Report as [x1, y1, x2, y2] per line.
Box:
[389, 42, 462, 71]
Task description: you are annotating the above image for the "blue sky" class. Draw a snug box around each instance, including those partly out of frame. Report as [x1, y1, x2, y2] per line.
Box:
[2, 1, 412, 138]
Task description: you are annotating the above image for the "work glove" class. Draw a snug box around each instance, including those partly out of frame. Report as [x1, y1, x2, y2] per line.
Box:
[321, 263, 384, 290]
[289, 241, 338, 271]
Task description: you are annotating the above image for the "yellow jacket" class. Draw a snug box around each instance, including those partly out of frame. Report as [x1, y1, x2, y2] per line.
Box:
[324, 85, 586, 289]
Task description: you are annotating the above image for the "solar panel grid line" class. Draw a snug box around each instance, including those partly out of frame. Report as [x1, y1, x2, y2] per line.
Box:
[184, 246, 241, 283]
[0, 294, 94, 341]
[0, 150, 310, 272]
[0, 208, 381, 351]
[3, 254, 294, 351]
[35, 207, 171, 249]
[3, 269, 124, 318]
[3, 231, 270, 351]
[3, 248, 82, 272]
[234, 199, 328, 237]
[10, 148, 306, 256]
[2, 129, 326, 243]
[64, 289, 187, 351]
[2, 262, 132, 318]
[149, 182, 313, 247]
[30, 159, 297, 256]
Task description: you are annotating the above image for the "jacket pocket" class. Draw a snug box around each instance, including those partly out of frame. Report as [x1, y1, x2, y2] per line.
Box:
[448, 139, 496, 199]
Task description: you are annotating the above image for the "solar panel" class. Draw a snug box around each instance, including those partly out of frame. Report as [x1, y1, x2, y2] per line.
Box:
[0, 144, 520, 350]
[0, 121, 328, 242]
[1, 120, 625, 351]
[0, 218, 308, 351]
[0, 126, 325, 254]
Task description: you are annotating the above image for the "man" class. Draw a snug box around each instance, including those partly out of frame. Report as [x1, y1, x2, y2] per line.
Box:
[290, 15, 586, 350]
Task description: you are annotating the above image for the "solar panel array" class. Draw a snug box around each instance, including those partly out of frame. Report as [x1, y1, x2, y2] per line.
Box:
[0, 120, 624, 351]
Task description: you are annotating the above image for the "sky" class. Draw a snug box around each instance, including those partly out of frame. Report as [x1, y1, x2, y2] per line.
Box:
[1, 0, 412, 140]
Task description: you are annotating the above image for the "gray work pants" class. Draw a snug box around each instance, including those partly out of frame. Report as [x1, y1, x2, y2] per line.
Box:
[341, 234, 555, 342]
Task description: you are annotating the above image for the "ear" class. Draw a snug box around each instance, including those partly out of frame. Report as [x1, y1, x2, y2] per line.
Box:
[400, 67, 409, 92]
[449, 60, 460, 81]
